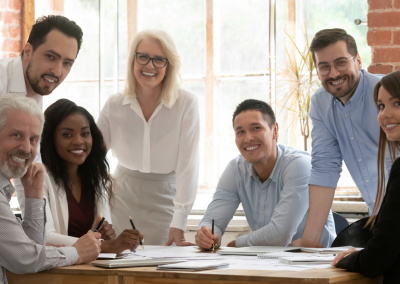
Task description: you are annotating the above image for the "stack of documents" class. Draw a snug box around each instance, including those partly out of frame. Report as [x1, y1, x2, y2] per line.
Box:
[217, 246, 301, 256]
[301, 246, 363, 254]
[157, 260, 229, 271]
[279, 255, 335, 265]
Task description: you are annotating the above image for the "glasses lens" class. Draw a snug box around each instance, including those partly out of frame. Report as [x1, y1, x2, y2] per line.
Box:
[153, 57, 167, 68]
[318, 65, 330, 76]
[335, 59, 349, 71]
[137, 53, 150, 65]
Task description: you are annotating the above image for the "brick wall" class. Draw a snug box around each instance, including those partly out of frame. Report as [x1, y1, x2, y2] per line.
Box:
[0, 0, 22, 58]
[368, 0, 400, 74]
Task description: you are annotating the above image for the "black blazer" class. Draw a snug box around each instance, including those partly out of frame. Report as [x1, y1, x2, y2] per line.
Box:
[337, 158, 400, 283]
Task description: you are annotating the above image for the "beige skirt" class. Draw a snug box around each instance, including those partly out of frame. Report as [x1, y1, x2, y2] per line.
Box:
[111, 164, 176, 245]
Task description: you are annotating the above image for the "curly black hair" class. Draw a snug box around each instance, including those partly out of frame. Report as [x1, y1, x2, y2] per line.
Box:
[41, 99, 113, 210]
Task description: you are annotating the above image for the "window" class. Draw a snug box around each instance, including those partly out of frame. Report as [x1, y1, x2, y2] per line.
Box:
[35, 0, 369, 210]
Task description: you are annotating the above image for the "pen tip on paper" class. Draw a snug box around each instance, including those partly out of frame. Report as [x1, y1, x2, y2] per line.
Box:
[141, 245, 145, 251]
[129, 216, 132, 220]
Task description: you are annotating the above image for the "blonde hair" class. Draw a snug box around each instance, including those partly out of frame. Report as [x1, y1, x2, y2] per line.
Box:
[367, 71, 400, 228]
[124, 29, 182, 108]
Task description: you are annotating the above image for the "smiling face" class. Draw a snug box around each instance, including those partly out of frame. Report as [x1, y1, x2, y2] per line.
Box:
[377, 86, 400, 142]
[234, 110, 279, 165]
[315, 40, 362, 104]
[22, 29, 78, 96]
[54, 113, 92, 171]
[0, 110, 40, 179]
[133, 38, 167, 93]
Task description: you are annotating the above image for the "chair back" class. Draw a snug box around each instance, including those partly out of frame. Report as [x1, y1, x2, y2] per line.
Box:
[332, 212, 349, 234]
[331, 217, 373, 248]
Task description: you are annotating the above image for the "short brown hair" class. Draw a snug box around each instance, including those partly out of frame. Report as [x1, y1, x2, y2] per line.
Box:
[310, 28, 358, 66]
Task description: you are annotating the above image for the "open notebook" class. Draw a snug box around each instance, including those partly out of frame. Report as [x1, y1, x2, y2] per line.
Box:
[217, 246, 301, 256]
[157, 260, 229, 271]
[279, 255, 335, 265]
[257, 252, 311, 259]
[301, 246, 363, 254]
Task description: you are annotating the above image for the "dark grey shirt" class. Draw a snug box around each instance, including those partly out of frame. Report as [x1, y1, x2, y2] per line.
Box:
[0, 172, 77, 284]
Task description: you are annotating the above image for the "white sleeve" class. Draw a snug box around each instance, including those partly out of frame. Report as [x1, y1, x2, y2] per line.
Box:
[43, 172, 78, 247]
[169, 96, 200, 231]
[97, 98, 112, 151]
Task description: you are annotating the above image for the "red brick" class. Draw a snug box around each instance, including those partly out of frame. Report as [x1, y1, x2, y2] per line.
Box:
[1, 25, 7, 38]
[372, 48, 400, 63]
[6, 53, 18, 58]
[2, 11, 20, 25]
[368, 11, 400, 28]
[368, 64, 393, 74]
[367, 30, 392, 46]
[394, 0, 400, 9]
[394, 31, 400, 45]
[0, 0, 6, 9]
[8, 26, 20, 39]
[8, 0, 20, 10]
[395, 65, 400, 71]
[1, 39, 20, 52]
[368, 0, 391, 10]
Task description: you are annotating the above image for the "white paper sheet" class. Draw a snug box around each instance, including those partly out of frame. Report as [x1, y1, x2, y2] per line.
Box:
[117, 246, 334, 271]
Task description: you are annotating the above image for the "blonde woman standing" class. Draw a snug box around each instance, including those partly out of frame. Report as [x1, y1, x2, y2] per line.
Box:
[97, 30, 200, 245]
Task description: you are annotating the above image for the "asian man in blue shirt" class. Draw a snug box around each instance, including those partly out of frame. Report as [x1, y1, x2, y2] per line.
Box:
[195, 99, 336, 249]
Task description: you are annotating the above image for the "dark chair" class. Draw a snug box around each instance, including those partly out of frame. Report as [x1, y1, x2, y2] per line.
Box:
[331, 217, 373, 248]
[332, 212, 349, 235]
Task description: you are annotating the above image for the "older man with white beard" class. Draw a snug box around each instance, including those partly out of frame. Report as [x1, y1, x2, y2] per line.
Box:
[0, 94, 101, 284]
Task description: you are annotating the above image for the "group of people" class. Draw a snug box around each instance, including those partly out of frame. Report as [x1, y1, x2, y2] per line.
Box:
[0, 14, 399, 284]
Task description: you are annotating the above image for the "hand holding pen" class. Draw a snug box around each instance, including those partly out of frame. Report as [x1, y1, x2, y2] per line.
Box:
[129, 216, 145, 251]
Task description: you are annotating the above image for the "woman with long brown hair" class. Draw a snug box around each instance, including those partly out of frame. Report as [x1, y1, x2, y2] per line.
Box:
[331, 71, 400, 283]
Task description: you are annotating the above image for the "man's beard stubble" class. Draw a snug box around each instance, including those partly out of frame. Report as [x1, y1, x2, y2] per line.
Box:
[0, 149, 32, 179]
[26, 61, 59, 96]
[323, 73, 359, 101]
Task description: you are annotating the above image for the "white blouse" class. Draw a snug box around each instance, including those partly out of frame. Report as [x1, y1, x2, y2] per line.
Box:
[43, 167, 112, 246]
[97, 89, 200, 231]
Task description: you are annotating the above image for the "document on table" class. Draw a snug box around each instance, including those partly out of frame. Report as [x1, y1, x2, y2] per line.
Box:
[114, 246, 333, 271]
[97, 253, 117, 259]
[157, 260, 229, 271]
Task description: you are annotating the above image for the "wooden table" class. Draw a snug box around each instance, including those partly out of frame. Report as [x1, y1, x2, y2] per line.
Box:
[7, 263, 383, 284]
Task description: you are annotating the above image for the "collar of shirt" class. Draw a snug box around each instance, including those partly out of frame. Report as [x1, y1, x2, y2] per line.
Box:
[9, 57, 27, 94]
[122, 94, 171, 122]
[250, 145, 282, 183]
[332, 69, 365, 107]
[0, 171, 15, 202]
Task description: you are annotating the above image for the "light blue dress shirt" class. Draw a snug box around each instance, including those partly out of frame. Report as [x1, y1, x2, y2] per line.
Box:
[308, 69, 389, 212]
[198, 144, 336, 248]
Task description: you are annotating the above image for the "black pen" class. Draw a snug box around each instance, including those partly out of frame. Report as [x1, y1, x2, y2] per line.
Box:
[211, 217, 215, 253]
[129, 216, 144, 251]
[94, 217, 105, 232]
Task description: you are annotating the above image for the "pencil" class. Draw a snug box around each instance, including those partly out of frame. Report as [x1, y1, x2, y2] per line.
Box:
[94, 217, 105, 232]
[129, 216, 144, 251]
[211, 217, 215, 253]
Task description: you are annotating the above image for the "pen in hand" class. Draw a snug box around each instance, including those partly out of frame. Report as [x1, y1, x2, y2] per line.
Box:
[129, 216, 144, 251]
[94, 217, 105, 233]
[211, 217, 215, 253]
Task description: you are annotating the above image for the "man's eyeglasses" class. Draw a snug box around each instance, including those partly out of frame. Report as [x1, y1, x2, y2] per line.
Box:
[135, 52, 168, 68]
[317, 55, 355, 76]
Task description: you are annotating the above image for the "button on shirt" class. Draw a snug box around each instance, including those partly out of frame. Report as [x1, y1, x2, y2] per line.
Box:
[198, 145, 336, 248]
[0, 57, 43, 217]
[97, 90, 200, 231]
[0, 172, 77, 284]
[309, 70, 390, 211]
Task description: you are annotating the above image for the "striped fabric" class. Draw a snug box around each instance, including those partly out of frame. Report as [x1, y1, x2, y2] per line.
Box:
[0, 172, 78, 284]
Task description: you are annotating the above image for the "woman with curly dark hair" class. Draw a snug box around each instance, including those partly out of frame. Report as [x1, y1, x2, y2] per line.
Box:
[41, 99, 142, 253]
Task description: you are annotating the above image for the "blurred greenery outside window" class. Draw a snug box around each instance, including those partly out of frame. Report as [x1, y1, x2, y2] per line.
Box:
[34, 0, 369, 210]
